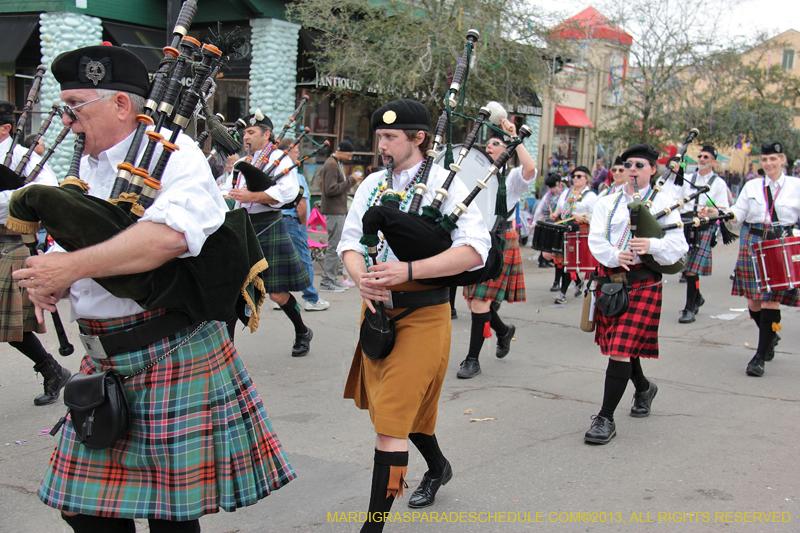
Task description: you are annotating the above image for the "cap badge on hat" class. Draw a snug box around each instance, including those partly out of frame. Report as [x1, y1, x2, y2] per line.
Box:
[85, 61, 106, 86]
[383, 110, 396, 124]
[776, 143, 782, 153]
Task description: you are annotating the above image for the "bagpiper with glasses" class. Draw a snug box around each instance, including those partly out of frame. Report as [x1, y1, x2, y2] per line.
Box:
[457, 125, 537, 379]
[663, 145, 730, 324]
[0, 101, 64, 407]
[722, 142, 800, 377]
[599, 156, 626, 196]
[584, 144, 688, 444]
[551, 165, 597, 304]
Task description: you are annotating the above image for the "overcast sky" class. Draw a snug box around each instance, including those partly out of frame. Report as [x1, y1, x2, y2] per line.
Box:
[533, 0, 800, 41]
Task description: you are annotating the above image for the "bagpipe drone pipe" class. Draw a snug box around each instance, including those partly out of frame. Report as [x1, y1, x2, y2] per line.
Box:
[5, 1, 270, 332]
[359, 29, 517, 287]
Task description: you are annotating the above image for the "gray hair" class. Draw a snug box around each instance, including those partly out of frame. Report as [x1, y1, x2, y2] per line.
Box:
[95, 88, 146, 115]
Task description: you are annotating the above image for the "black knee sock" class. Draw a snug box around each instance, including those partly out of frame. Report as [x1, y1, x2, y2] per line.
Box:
[467, 312, 491, 360]
[685, 275, 698, 310]
[279, 294, 308, 335]
[489, 307, 508, 337]
[9, 331, 48, 366]
[149, 519, 201, 533]
[629, 357, 649, 392]
[598, 359, 631, 421]
[749, 308, 761, 329]
[62, 513, 136, 533]
[449, 286, 457, 312]
[408, 432, 446, 479]
[757, 309, 781, 354]
[553, 266, 563, 285]
[560, 271, 572, 294]
[361, 449, 408, 533]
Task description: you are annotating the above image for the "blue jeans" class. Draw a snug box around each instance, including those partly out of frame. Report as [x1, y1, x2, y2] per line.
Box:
[283, 216, 320, 303]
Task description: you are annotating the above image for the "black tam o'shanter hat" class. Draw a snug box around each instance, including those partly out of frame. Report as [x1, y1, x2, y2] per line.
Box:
[371, 99, 430, 131]
[761, 142, 784, 155]
[621, 144, 659, 162]
[52, 44, 149, 97]
[241, 110, 274, 131]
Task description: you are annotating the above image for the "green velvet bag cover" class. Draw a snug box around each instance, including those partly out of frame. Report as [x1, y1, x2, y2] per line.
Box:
[627, 200, 685, 275]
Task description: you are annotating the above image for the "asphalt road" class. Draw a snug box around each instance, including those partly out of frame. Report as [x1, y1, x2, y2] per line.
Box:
[1, 242, 798, 533]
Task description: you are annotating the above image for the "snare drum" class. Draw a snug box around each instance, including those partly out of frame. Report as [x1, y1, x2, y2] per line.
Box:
[751, 236, 800, 292]
[564, 226, 599, 273]
[532, 220, 568, 254]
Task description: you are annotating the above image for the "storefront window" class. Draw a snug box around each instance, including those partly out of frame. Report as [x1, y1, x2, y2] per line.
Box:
[304, 95, 336, 137]
[341, 99, 374, 153]
[553, 126, 579, 171]
[212, 79, 248, 125]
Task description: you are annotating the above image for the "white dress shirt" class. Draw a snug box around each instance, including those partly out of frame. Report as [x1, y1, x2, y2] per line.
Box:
[233, 147, 299, 213]
[557, 186, 597, 220]
[0, 137, 58, 223]
[589, 186, 689, 268]
[729, 174, 800, 227]
[338, 159, 491, 266]
[65, 128, 227, 320]
[500, 166, 537, 221]
[665, 170, 730, 214]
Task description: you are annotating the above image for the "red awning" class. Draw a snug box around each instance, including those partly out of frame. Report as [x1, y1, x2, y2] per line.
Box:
[554, 106, 594, 128]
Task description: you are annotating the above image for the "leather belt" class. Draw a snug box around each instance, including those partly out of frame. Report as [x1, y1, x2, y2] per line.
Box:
[249, 210, 282, 222]
[385, 287, 450, 310]
[592, 267, 659, 287]
[283, 214, 300, 221]
[749, 226, 791, 239]
[79, 311, 200, 359]
[0, 235, 23, 243]
[493, 219, 513, 235]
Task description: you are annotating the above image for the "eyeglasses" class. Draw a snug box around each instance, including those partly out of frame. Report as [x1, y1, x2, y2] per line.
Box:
[623, 161, 648, 169]
[572, 173, 588, 180]
[63, 94, 112, 122]
[488, 141, 506, 147]
[611, 168, 626, 173]
[697, 155, 712, 160]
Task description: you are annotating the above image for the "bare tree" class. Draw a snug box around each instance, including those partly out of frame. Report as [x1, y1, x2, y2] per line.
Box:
[286, 0, 563, 112]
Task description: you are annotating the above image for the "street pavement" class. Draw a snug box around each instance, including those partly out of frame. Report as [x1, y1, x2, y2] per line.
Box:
[0, 242, 798, 533]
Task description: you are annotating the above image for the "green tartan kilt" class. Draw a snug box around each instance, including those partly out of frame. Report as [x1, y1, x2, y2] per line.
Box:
[38, 310, 295, 520]
[250, 213, 310, 293]
[0, 241, 44, 342]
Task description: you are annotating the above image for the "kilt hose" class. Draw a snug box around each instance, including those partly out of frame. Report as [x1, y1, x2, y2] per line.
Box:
[732, 223, 800, 306]
[594, 264, 663, 359]
[0, 240, 45, 342]
[682, 224, 715, 276]
[464, 229, 525, 303]
[250, 212, 310, 294]
[39, 309, 295, 520]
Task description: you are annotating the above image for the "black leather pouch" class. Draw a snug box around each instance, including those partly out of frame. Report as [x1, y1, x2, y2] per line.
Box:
[62, 370, 131, 450]
[596, 282, 629, 318]
[360, 307, 397, 361]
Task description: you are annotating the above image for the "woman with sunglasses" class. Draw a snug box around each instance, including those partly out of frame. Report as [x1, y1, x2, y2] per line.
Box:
[599, 156, 626, 196]
[584, 144, 688, 444]
[457, 125, 537, 379]
[724, 142, 800, 377]
[551, 166, 597, 304]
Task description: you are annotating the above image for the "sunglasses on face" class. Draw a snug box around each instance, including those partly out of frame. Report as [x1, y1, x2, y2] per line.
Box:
[698, 155, 712, 160]
[572, 173, 588, 180]
[488, 141, 506, 147]
[611, 168, 626, 173]
[623, 161, 648, 169]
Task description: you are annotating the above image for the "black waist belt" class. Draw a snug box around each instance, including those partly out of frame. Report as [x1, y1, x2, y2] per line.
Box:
[249, 210, 282, 222]
[0, 235, 23, 243]
[749, 226, 791, 239]
[593, 267, 659, 287]
[493, 219, 513, 235]
[80, 311, 200, 359]
[283, 214, 299, 221]
[387, 287, 450, 310]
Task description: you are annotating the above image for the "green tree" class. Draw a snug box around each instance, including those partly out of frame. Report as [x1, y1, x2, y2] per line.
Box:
[286, 0, 560, 112]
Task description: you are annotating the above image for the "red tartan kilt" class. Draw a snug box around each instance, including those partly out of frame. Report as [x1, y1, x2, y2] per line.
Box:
[594, 264, 662, 359]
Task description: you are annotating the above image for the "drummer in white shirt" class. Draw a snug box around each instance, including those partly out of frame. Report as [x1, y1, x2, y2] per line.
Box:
[716, 142, 800, 377]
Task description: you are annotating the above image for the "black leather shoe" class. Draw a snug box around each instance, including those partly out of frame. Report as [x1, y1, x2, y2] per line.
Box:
[630, 382, 658, 418]
[408, 460, 452, 508]
[678, 308, 695, 324]
[451, 308, 458, 320]
[679, 273, 687, 283]
[746, 352, 765, 377]
[549, 282, 560, 292]
[584, 415, 616, 444]
[764, 334, 780, 362]
[457, 358, 481, 379]
[693, 293, 705, 313]
[291, 328, 313, 357]
[496, 324, 515, 359]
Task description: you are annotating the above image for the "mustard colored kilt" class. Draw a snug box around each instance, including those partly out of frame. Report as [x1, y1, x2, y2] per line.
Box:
[344, 282, 450, 439]
[39, 309, 294, 520]
[0, 239, 45, 342]
[594, 264, 663, 359]
[464, 229, 525, 303]
[682, 224, 715, 276]
[732, 223, 800, 306]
